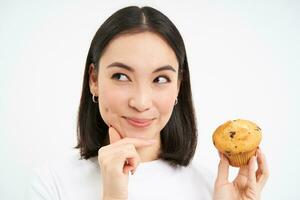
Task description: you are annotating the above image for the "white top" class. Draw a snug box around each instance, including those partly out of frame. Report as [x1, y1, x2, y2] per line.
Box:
[26, 151, 214, 200]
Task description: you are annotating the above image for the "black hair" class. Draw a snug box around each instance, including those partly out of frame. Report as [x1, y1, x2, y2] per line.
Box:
[75, 5, 197, 167]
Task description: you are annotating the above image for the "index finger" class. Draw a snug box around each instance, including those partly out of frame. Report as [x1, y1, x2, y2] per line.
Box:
[118, 137, 157, 148]
[109, 126, 157, 148]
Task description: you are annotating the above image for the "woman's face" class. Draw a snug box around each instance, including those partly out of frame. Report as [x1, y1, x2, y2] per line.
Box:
[90, 31, 180, 140]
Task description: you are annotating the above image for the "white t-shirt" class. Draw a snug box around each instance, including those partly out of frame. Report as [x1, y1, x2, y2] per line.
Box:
[26, 151, 214, 200]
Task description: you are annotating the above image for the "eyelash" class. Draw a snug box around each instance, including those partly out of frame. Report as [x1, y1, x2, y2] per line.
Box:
[111, 73, 171, 83]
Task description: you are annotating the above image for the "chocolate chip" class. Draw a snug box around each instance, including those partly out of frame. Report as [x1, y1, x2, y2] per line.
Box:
[229, 131, 236, 138]
[235, 146, 237, 148]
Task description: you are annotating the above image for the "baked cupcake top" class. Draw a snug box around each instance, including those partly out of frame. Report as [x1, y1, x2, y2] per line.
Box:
[212, 119, 262, 154]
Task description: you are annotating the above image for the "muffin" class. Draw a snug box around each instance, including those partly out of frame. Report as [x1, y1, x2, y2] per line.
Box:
[212, 119, 262, 167]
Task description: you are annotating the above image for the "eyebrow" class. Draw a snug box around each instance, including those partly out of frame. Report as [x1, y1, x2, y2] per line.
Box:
[106, 62, 177, 73]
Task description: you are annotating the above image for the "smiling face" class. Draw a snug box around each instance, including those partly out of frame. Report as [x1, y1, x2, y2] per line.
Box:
[89, 31, 180, 141]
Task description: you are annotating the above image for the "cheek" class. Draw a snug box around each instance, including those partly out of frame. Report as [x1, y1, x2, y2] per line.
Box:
[156, 89, 177, 117]
[98, 84, 129, 125]
[153, 89, 177, 132]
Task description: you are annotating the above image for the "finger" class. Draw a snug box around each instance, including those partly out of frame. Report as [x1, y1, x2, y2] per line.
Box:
[108, 126, 157, 148]
[103, 137, 156, 159]
[234, 165, 248, 184]
[247, 155, 257, 187]
[123, 157, 140, 175]
[236, 150, 257, 181]
[100, 145, 140, 175]
[122, 144, 140, 175]
[215, 152, 229, 186]
[115, 137, 157, 148]
[119, 151, 140, 175]
[123, 158, 134, 174]
[238, 165, 249, 177]
[109, 126, 122, 144]
[256, 149, 269, 188]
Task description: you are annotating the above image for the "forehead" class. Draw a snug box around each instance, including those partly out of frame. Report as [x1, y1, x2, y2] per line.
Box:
[99, 31, 178, 71]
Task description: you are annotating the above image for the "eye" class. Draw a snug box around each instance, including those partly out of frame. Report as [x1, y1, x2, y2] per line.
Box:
[111, 73, 130, 81]
[154, 76, 171, 84]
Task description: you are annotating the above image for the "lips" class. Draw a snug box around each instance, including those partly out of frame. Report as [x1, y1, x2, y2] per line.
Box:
[123, 117, 154, 128]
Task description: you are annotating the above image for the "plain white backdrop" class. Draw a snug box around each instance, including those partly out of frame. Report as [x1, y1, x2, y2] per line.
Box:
[0, 0, 299, 199]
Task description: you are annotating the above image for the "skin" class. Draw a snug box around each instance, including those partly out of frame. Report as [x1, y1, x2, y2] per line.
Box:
[89, 32, 180, 199]
[89, 31, 180, 163]
[214, 149, 269, 200]
[89, 31, 269, 200]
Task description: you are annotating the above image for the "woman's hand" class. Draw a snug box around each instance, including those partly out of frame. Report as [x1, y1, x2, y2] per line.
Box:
[213, 149, 269, 200]
[98, 126, 156, 200]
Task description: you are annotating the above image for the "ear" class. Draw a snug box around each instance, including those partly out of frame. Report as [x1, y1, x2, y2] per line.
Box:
[89, 63, 98, 96]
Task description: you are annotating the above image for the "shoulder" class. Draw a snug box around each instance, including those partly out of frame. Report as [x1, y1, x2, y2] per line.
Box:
[32, 150, 98, 177]
[26, 150, 100, 199]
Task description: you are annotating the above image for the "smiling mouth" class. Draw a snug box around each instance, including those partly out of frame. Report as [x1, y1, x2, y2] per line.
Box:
[123, 117, 154, 128]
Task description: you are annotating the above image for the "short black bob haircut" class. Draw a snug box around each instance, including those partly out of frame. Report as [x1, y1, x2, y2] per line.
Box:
[75, 5, 197, 167]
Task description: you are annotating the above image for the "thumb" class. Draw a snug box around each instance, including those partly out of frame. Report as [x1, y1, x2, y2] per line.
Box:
[247, 155, 257, 187]
[109, 126, 122, 144]
[215, 152, 229, 186]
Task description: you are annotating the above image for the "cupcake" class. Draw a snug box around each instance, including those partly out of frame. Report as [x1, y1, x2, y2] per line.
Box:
[212, 119, 262, 167]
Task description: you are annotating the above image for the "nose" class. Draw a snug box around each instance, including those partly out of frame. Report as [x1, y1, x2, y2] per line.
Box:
[128, 87, 152, 112]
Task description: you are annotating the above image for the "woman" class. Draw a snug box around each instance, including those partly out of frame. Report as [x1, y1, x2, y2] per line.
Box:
[28, 6, 268, 200]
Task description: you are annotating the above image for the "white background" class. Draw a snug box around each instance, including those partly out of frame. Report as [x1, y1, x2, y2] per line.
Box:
[0, 0, 299, 199]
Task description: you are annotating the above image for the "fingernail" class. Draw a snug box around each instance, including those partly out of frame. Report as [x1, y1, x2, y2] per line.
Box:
[131, 169, 135, 175]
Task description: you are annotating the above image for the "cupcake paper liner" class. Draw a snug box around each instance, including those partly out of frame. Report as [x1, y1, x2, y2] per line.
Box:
[226, 148, 257, 167]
